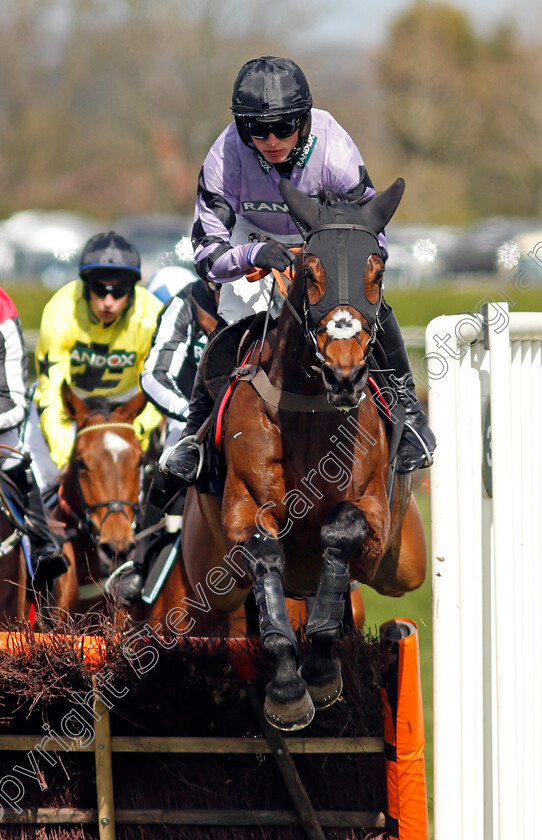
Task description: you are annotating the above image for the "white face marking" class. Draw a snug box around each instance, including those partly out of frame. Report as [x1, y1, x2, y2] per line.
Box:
[326, 309, 362, 340]
[103, 431, 130, 463]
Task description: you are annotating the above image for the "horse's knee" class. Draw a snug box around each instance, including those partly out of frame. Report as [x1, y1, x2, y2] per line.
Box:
[321, 501, 368, 558]
[241, 533, 285, 581]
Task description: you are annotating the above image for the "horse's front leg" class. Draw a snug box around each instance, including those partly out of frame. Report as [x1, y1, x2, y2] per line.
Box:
[237, 531, 315, 731]
[301, 501, 368, 709]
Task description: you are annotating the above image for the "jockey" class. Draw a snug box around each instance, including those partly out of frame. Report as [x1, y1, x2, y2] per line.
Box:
[0, 287, 67, 588]
[117, 277, 219, 605]
[34, 231, 163, 475]
[162, 57, 436, 485]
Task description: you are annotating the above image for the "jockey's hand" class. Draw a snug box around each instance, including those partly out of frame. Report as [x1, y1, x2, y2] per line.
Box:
[251, 242, 295, 272]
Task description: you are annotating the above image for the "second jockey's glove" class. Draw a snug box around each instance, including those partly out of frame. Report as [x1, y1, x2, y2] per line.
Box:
[249, 241, 295, 272]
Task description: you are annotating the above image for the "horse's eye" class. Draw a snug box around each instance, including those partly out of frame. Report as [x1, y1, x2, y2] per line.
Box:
[304, 267, 315, 284]
[375, 269, 384, 286]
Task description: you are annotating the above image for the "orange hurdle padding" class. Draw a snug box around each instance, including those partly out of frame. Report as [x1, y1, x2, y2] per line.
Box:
[380, 618, 428, 840]
[0, 631, 108, 670]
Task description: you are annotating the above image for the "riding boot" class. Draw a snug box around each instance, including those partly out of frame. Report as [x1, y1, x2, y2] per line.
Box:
[378, 306, 436, 473]
[6, 457, 68, 588]
[117, 470, 179, 606]
[160, 365, 214, 485]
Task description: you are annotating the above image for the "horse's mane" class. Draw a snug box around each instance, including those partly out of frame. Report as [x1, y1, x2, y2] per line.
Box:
[316, 186, 366, 207]
[317, 187, 350, 206]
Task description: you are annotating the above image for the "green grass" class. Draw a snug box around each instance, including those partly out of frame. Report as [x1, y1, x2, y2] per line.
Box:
[4, 282, 54, 330]
[386, 276, 542, 326]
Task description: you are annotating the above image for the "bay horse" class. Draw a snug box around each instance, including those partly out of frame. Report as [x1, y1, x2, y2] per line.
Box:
[151, 178, 427, 730]
[52, 382, 148, 618]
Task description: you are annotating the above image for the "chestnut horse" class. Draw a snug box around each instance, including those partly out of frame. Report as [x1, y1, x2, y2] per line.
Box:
[150, 178, 426, 730]
[53, 382, 148, 617]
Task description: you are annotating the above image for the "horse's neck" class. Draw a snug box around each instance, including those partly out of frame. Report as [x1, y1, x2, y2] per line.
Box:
[268, 313, 322, 395]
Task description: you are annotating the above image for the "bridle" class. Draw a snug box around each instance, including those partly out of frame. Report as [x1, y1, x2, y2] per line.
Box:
[58, 418, 142, 545]
[280, 222, 384, 366]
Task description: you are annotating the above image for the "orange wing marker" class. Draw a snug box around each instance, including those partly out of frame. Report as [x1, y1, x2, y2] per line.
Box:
[380, 618, 428, 840]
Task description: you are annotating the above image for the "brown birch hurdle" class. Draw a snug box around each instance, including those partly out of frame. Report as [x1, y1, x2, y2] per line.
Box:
[0, 624, 426, 840]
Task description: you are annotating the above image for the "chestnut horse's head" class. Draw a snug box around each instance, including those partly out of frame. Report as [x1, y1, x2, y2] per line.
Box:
[61, 382, 147, 576]
[279, 177, 405, 409]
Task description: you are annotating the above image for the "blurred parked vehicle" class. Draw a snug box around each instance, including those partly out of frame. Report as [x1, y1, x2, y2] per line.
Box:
[443, 217, 541, 275]
[0, 210, 100, 287]
[113, 214, 196, 282]
[385, 223, 460, 285]
[496, 228, 542, 286]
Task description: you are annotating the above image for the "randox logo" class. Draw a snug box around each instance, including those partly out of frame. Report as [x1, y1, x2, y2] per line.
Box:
[71, 346, 136, 369]
[295, 133, 317, 169]
[241, 200, 289, 213]
[256, 153, 273, 173]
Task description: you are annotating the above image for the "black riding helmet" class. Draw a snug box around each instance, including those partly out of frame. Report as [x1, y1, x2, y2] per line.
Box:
[79, 231, 141, 303]
[232, 57, 313, 154]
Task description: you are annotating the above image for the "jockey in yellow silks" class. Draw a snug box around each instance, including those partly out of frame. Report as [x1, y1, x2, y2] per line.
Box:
[34, 231, 163, 470]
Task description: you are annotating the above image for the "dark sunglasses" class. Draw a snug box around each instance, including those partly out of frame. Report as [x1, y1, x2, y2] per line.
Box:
[88, 277, 133, 299]
[246, 116, 300, 140]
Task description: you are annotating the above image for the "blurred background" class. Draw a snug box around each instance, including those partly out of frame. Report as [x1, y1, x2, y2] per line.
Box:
[1, 1, 541, 832]
[0, 0, 540, 289]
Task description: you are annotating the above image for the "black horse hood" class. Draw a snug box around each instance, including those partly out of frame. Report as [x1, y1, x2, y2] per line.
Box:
[279, 177, 405, 236]
[279, 178, 405, 329]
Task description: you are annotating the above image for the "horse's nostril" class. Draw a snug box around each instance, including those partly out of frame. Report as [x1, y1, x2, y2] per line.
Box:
[350, 364, 368, 390]
[322, 364, 367, 395]
[322, 364, 341, 392]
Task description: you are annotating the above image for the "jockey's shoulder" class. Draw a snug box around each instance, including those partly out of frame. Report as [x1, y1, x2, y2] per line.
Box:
[0, 287, 18, 325]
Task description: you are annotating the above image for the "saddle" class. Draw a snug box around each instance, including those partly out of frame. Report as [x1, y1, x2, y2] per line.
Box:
[201, 311, 274, 400]
[195, 313, 276, 497]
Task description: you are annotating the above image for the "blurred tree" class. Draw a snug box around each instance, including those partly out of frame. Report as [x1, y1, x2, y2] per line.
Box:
[0, 0, 539, 223]
[0, 0, 319, 218]
[378, 1, 542, 221]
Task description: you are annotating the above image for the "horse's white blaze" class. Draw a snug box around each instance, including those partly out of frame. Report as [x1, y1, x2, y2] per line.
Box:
[103, 430, 130, 462]
[326, 309, 362, 340]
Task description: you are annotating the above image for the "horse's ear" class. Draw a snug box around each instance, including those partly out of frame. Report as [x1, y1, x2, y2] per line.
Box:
[360, 177, 405, 233]
[279, 178, 320, 233]
[61, 380, 89, 425]
[113, 389, 148, 423]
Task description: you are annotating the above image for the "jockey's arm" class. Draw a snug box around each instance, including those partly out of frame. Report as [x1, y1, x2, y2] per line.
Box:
[140, 291, 197, 421]
[0, 303, 29, 434]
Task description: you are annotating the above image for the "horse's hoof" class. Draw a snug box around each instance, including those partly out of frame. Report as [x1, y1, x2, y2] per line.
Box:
[264, 690, 315, 731]
[300, 667, 343, 710]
